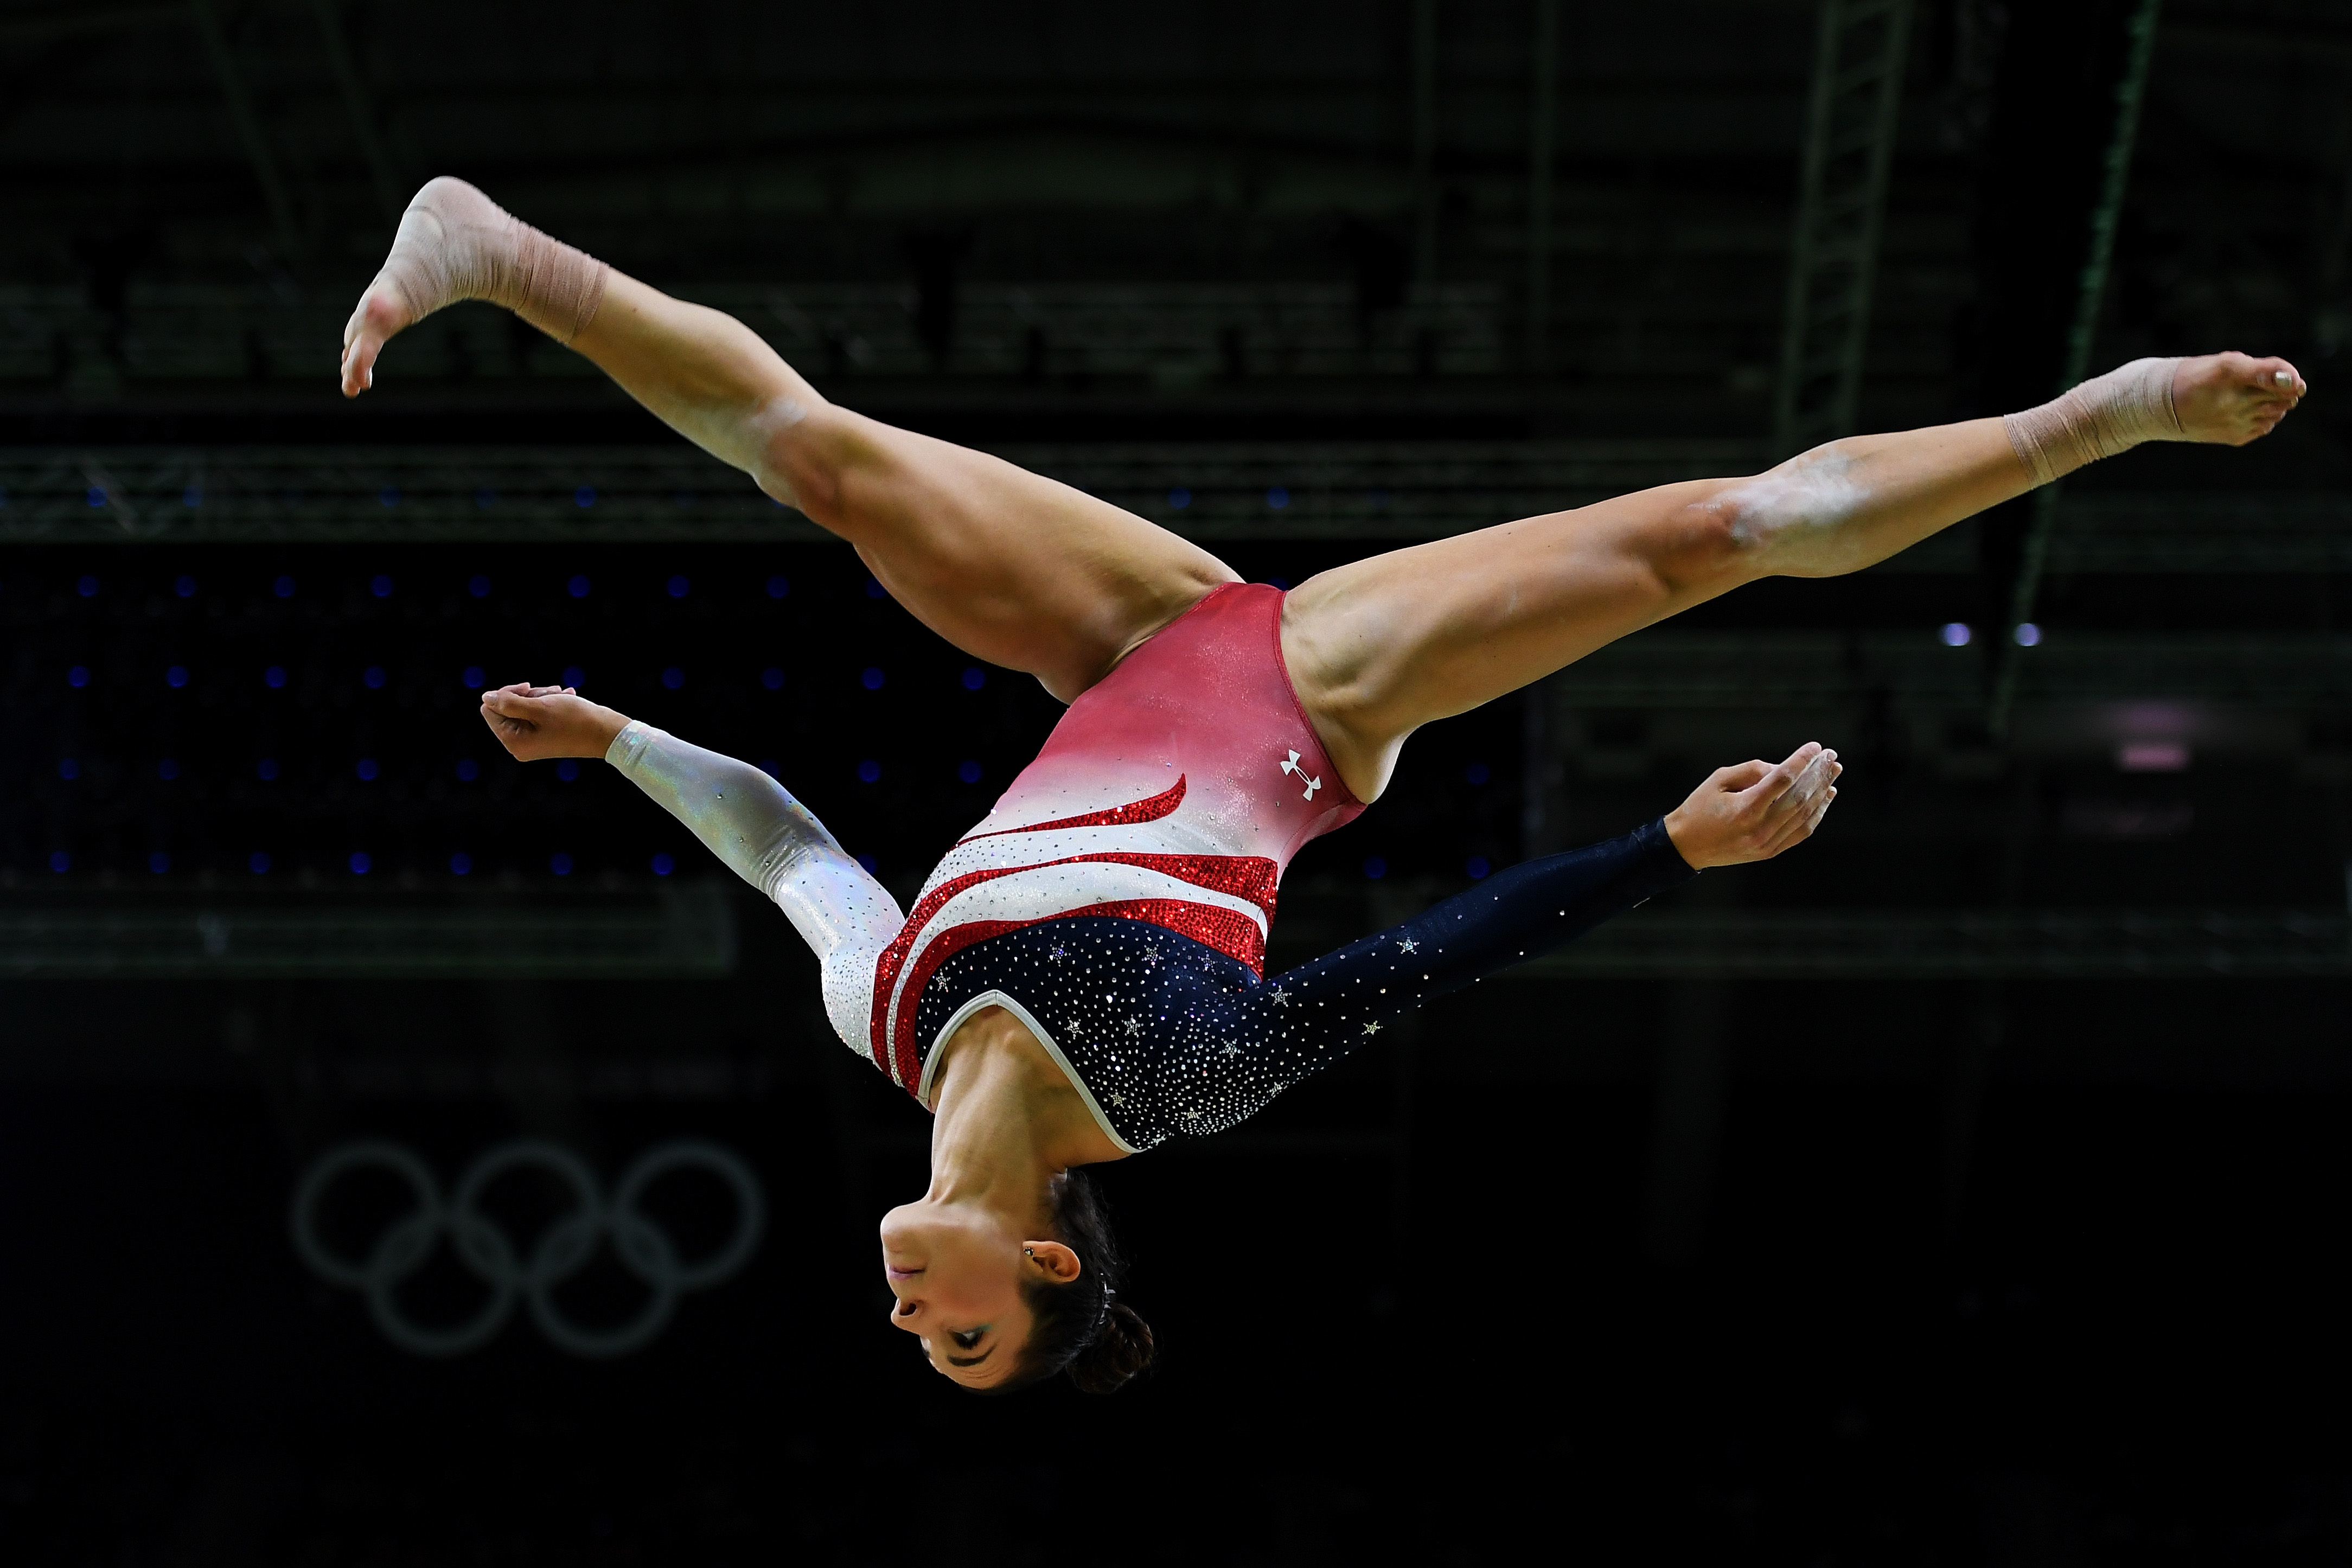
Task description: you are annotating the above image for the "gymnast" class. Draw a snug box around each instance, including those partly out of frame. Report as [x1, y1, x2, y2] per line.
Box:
[340, 178, 2304, 1394]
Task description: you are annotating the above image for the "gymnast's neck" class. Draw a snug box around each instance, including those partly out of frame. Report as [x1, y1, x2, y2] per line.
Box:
[924, 1007, 1130, 1208]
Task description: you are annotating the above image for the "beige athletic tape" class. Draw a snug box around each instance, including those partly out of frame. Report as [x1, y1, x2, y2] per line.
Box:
[2003, 357, 2186, 488]
[369, 176, 609, 344]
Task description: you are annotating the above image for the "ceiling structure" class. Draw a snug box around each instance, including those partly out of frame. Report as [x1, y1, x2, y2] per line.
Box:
[0, 0, 2334, 446]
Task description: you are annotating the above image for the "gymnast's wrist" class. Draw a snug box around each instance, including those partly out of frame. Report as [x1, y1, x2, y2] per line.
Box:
[583, 704, 634, 759]
[1659, 807, 1706, 870]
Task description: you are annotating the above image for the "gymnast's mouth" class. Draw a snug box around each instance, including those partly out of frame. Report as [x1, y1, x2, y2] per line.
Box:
[886, 1266, 925, 1281]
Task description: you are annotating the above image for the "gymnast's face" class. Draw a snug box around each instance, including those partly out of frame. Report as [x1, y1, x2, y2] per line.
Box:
[880, 1199, 1074, 1388]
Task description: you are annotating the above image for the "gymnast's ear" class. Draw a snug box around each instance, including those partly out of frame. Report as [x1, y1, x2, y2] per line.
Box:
[1021, 1240, 1082, 1283]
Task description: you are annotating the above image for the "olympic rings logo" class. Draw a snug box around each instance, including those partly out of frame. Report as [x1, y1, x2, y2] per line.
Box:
[291, 1138, 764, 1359]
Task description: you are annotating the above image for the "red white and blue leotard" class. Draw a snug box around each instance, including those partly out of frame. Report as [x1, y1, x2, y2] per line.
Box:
[865, 583, 1362, 1099]
[608, 581, 1696, 1154]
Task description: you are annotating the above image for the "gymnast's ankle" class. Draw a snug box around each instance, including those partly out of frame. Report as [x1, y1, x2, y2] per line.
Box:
[2002, 357, 2184, 488]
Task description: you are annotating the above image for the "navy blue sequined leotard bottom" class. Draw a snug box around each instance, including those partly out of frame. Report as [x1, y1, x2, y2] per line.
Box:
[911, 816, 1696, 1149]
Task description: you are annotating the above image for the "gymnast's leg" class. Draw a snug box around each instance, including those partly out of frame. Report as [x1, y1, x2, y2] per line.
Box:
[1282, 353, 2308, 800]
[338, 178, 1235, 701]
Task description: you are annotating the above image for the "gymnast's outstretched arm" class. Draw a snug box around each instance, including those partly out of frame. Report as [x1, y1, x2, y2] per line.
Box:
[475, 681, 903, 1051]
[1150, 740, 1842, 1142]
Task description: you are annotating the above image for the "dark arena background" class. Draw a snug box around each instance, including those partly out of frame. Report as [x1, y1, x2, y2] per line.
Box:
[2, 1, 2349, 1561]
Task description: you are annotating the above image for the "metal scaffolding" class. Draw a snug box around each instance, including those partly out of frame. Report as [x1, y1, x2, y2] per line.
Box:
[0, 883, 736, 978]
[1772, 0, 1914, 456]
[6, 443, 2346, 566]
[1991, 0, 2166, 733]
[1516, 907, 2352, 980]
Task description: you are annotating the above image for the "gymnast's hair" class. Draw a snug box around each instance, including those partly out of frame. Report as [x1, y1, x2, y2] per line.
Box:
[987, 1167, 1155, 1396]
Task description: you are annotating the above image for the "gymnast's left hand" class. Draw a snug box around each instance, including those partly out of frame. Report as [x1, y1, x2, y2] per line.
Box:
[1662, 741, 1840, 869]
[478, 682, 632, 761]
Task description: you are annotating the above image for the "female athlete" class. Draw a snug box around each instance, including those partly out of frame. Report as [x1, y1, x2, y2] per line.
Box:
[340, 178, 2305, 1394]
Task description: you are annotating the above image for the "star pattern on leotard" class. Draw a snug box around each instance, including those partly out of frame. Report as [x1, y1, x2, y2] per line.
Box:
[885, 810, 1694, 1153]
[905, 915, 1347, 1149]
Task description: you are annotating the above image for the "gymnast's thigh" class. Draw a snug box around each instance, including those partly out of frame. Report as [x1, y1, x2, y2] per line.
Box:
[1280, 480, 1749, 798]
[783, 407, 1241, 703]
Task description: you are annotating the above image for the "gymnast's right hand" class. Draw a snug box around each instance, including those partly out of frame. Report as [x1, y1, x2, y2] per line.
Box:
[1663, 741, 1841, 869]
[479, 682, 632, 761]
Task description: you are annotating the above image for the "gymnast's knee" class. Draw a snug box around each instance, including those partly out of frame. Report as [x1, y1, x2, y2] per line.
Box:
[752, 400, 857, 519]
[1646, 490, 1756, 591]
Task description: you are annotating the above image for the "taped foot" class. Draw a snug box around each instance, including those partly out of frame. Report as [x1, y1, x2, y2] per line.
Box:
[339, 177, 608, 397]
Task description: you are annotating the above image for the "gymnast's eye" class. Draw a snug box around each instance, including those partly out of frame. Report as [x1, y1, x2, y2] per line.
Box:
[953, 1328, 985, 1350]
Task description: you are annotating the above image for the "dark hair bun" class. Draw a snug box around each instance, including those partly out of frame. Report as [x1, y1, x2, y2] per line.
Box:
[1068, 1300, 1155, 1394]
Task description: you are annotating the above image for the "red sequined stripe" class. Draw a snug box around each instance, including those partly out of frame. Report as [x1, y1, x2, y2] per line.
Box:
[886, 849, 1276, 995]
[884, 917, 1033, 1092]
[865, 939, 911, 1081]
[1062, 852, 1279, 920]
[1082, 899, 1267, 974]
[887, 898, 1270, 1084]
[957, 775, 1186, 842]
[867, 859, 1028, 1076]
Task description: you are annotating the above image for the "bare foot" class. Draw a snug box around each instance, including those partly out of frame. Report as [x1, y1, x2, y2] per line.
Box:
[2172, 351, 2306, 446]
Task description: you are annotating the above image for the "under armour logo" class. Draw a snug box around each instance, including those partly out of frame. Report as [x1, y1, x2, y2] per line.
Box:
[1277, 748, 1323, 802]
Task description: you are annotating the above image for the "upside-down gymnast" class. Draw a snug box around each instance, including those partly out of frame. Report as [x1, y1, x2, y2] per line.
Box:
[339, 179, 2304, 1394]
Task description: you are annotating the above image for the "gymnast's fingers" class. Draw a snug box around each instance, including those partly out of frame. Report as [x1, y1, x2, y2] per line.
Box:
[1731, 753, 1797, 820]
[1714, 759, 1772, 794]
[1776, 747, 1825, 807]
[1769, 783, 1838, 854]
[478, 695, 534, 727]
[1789, 748, 1840, 808]
[1750, 743, 1827, 817]
[478, 709, 532, 751]
[1759, 752, 1838, 845]
[1752, 783, 1835, 859]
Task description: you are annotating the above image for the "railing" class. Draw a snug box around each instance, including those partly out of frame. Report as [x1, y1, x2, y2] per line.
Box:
[0, 881, 734, 978]
[4, 443, 2343, 567]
